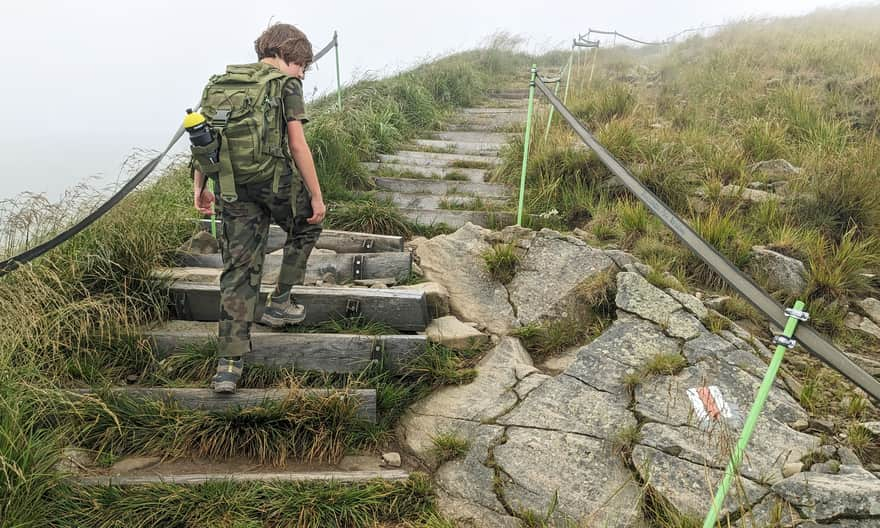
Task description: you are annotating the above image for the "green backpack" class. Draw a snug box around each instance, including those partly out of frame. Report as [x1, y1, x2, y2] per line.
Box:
[193, 63, 291, 202]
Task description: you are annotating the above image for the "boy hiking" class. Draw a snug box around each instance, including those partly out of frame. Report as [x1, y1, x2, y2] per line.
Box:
[189, 23, 326, 393]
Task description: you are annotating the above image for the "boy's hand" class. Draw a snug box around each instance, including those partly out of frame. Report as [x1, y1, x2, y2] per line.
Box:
[194, 187, 215, 215]
[308, 196, 326, 224]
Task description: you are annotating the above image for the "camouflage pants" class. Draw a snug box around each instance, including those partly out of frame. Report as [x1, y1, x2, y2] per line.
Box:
[214, 172, 322, 358]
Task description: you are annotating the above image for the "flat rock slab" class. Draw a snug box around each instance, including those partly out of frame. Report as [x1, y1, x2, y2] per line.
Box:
[772, 466, 880, 521]
[71, 388, 377, 422]
[497, 373, 635, 439]
[399, 337, 533, 456]
[495, 427, 643, 526]
[633, 445, 768, 519]
[197, 222, 404, 254]
[564, 315, 681, 395]
[78, 469, 410, 487]
[615, 272, 702, 340]
[425, 315, 489, 350]
[145, 320, 427, 373]
[169, 282, 430, 331]
[374, 177, 512, 198]
[399, 208, 513, 229]
[362, 162, 487, 182]
[411, 223, 519, 334]
[507, 229, 616, 325]
[171, 251, 412, 284]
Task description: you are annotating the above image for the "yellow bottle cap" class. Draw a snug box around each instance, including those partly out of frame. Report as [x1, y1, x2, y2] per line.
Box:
[183, 109, 206, 129]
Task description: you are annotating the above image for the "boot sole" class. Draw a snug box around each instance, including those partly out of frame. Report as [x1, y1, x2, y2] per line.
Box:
[212, 381, 237, 394]
[259, 312, 307, 328]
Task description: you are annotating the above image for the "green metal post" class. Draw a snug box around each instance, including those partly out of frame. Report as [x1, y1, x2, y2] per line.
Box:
[517, 65, 538, 227]
[702, 300, 807, 528]
[562, 49, 575, 105]
[207, 179, 217, 237]
[334, 31, 342, 111]
[588, 46, 599, 89]
[543, 80, 561, 141]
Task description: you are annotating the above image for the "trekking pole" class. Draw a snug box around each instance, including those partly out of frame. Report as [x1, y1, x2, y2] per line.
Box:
[334, 31, 343, 110]
[517, 65, 537, 227]
[702, 300, 808, 528]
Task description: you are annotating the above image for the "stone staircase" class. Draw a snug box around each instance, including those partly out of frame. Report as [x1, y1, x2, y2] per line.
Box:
[364, 97, 529, 229]
[63, 93, 530, 503]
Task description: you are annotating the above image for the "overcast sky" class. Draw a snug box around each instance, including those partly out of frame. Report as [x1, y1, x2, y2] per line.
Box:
[0, 0, 868, 200]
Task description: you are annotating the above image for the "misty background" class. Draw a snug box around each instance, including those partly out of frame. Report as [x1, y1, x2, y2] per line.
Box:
[0, 0, 864, 202]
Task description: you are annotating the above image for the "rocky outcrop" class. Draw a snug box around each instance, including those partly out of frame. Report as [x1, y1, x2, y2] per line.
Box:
[425, 315, 490, 350]
[748, 245, 808, 295]
[402, 225, 876, 527]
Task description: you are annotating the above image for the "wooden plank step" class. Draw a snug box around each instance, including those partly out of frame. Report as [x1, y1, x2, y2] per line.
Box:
[170, 281, 430, 331]
[410, 139, 502, 156]
[399, 208, 514, 229]
[146, 320, 427, 373]
[362, 162, 487, 183]
[77, 469, 410, 487]
[174, 251, 412, 284]
[375, 192, 506, 211]
[72, 387, 377, 421]
[425, 131, 515, 143]
[374, 177, 512, 198]
[379, 151, 502, 166]
[198, 222, 404, 254]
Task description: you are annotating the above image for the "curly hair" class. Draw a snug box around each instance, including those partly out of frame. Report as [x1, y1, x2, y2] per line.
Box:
[254, 23, 313, 67]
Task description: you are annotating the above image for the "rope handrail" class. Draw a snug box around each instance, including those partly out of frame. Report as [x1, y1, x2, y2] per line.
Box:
[585, 28, 664, 46]
[0, 33, 340, 277]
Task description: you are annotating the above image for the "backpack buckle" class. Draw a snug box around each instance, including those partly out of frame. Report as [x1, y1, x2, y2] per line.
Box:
[212, 109, 231, 128]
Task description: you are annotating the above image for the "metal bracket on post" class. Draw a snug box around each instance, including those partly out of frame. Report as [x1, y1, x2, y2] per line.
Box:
[771, 335, 798, 349]
[352, 255, 366, 280]
[362, 239, 374, 250]
[345, 298, 361, 318]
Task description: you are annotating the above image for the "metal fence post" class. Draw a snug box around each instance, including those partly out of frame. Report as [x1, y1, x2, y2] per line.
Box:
[517, 65, 538, 227]
[334, 31, 342, 110]
[702, 301, 808, 528]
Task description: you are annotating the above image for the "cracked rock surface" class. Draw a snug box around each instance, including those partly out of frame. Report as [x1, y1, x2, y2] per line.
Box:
[404, 226, 879, 526]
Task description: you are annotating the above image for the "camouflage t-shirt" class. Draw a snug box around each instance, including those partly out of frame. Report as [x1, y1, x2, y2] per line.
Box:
[283, 77, 309, 124]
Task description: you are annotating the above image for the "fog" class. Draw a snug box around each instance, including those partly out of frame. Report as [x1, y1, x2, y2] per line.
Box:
[0, 0, 864, 200]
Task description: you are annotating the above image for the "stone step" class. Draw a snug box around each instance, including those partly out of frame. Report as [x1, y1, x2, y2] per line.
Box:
[410, 139, 502, 156]
[461, 107, 527, 115]
[424, 131, 515, 143]
[378, 151, 502, 167]
[173, 251, 412, 284]
[399, 208, 514, 229]
[146, 320, 426, 373]
[77, 468, 410, 487]
[169, 279, 430, 331]
[487, 90, 531, 99]
[72, 387, 377, 422]
[197, 222, 404, 253]
[362, 162, 487, 183]
[443, 121, 521, 132]
[373, 177, 512, 198]
[375, 192, 506, 211]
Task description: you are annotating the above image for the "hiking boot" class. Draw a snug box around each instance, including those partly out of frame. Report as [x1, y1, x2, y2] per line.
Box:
[259, 291, 306, 328]
[211, 357, 243, 394]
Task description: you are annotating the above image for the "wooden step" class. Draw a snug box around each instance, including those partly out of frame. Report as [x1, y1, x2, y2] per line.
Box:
[410, 139, 502, 156]
[399, 208, 514, 229]
[375, 192, 505, 211]
[72, 387, 377, 421]
[425, 131, 516, 143]
[362, 162, 487, 183]
[173, 251, 412, 284]
[378, 151, 502, 167]
[198, 221, 404, 253]
[147, 320, 427, 373]
[373, 177, 512, 198]
[170, 281, 430, 331]
[77, 468, 411, 487]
